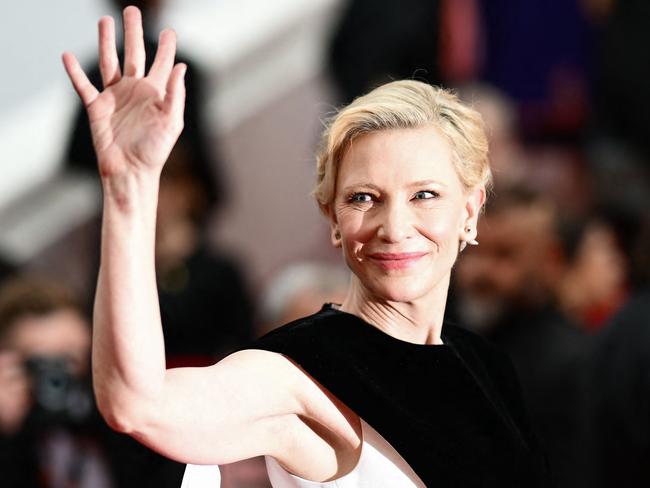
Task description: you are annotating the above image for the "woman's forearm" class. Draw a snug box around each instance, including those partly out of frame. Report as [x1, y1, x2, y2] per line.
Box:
[92, 171, 165, 430]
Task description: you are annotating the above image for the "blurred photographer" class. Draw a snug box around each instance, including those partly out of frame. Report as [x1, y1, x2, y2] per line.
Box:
[0, 276, 112, 488]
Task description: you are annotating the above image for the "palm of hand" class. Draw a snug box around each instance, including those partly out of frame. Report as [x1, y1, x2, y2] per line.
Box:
[63, 7, 185, 179]
[89, 79, 175, 176]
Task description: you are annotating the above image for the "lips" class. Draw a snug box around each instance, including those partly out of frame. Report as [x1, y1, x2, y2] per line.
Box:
[367, 252, 428, 270]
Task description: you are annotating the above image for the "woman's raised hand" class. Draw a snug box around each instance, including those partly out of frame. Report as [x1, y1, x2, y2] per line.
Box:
[62, 6, 185, 179]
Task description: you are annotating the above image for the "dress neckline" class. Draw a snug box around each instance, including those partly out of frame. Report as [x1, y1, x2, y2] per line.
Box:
[321, 303, 452, 351]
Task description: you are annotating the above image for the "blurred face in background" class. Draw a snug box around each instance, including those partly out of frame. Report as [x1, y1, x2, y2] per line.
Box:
[331, 126, 483, 304]
[0, 308, 91, 433]
[558, 220, 629, 328]
[5, 309, 91, 376]
[455, 203, 560, 329]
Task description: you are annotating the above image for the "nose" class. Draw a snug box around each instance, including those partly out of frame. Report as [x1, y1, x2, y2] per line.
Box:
[376, 200, 413, 243]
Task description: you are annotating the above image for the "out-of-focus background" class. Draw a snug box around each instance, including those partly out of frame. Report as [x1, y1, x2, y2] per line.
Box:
[1, 0, 649, 486]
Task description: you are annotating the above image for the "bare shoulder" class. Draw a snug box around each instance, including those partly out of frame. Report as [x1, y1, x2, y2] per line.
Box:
[213, 349, 317, 403]
[230, 313, 366, 470]
[215, 348, 348, 420]
[223, 350, 363, 481]
[219, 348, 302, 373]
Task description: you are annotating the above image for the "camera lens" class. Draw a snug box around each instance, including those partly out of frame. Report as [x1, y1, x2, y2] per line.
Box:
[24, 356, 93, 426]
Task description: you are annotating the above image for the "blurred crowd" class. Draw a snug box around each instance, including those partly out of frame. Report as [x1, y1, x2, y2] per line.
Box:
[2, 0, 650, 486]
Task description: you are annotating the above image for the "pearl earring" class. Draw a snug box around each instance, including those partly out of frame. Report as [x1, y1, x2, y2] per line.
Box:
[459, 226, 479, 253]
[465, 226, 479, 245]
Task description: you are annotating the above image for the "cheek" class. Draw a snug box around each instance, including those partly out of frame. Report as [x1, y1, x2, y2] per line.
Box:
[336, 204, 464, 252]
[338, 210, 375, 245]
[416, 210, 462, 248]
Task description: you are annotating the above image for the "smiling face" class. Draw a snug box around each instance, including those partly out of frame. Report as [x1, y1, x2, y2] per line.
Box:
[329, 126, 484, 304]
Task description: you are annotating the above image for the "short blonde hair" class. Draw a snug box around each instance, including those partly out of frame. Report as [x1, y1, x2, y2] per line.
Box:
[314, 80, 491, 208]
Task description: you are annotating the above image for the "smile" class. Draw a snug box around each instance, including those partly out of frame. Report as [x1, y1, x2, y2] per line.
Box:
[367, 252, 428, 270]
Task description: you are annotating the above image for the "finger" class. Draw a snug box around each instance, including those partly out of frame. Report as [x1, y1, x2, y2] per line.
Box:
[148, 29, 176, 89]
[62, 52, 100, 107]
[123, 6, 145, 77]
[163, 63, 186, 122]
[98, 16, 121, 87]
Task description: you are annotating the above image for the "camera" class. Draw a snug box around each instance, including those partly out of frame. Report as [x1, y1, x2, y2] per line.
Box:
[24, 356, 94, 427]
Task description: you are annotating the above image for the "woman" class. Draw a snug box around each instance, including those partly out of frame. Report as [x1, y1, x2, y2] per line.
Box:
[62, 6, 548, 487]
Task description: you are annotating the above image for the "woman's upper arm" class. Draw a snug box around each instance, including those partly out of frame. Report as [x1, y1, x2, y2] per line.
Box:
[124, 349, 306, 465]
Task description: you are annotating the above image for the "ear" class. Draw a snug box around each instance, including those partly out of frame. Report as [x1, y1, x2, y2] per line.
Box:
[320, 203, 342, 248]
[461, 186, 486, 242]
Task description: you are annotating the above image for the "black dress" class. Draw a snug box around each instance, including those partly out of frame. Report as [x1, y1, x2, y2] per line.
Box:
[251, 304, 550, 487]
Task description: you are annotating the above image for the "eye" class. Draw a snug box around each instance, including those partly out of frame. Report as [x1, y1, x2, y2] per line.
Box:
[349, 192, 374, 203]
[413, 190, 439, 200]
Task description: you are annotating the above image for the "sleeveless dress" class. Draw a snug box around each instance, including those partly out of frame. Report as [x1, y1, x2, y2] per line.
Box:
[181, 304, 550, 487]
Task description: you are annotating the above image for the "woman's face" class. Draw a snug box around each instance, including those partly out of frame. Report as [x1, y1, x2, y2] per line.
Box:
[330, 126, 483, 303]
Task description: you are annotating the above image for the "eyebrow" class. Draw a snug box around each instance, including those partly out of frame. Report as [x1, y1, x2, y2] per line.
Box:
[340, 183, 382, 194]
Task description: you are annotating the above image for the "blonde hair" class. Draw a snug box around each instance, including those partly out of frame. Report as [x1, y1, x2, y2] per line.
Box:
[314, 80, 491, 208]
